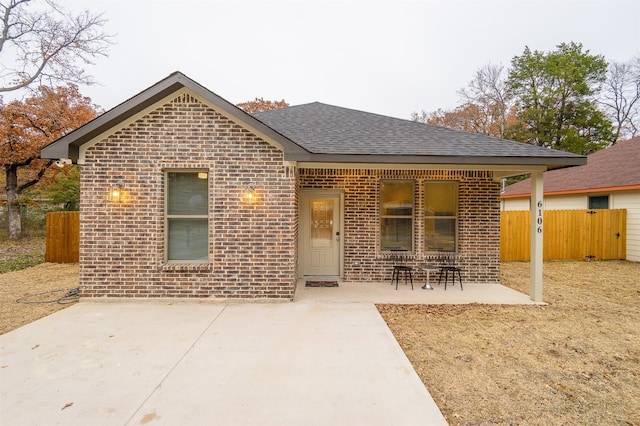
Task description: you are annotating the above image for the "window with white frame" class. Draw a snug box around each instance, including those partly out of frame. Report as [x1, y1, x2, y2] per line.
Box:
[424, 181, 458, 252]
[165, 171, 209, 261]
[380, 180, 414, 252]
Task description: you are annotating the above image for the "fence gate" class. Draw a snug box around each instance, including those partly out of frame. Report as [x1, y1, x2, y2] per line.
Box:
[501, 209, 626, 261]
[45, 211, 80, 263]
[583, 209, 627, 260]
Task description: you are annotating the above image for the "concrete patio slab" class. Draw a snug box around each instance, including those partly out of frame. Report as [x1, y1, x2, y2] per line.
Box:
[0, 302, 447, 426]
[296, 281, 539, 305]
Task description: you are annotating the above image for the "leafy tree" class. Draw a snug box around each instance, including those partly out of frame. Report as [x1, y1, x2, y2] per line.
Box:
[1, 0, 113, 93]
[599, 56, 640, 141]
[1, 84, 97, 239]
[32, 165, 80, 210]
[506, 42, 614, 154]
[237, 97, 289, 113]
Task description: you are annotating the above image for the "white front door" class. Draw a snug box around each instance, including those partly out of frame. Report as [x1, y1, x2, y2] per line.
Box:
[300, 192, 342, 277]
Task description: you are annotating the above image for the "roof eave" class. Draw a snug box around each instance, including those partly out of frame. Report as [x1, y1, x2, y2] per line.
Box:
[286, 153, 587, 169]
[501, 183, 640, 199]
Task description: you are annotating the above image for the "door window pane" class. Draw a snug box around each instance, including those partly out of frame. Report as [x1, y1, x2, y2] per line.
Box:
[380, 180, 414, 251]
[311, 200, 333, 248]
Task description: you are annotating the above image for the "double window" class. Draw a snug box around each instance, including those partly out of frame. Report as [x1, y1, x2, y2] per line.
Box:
[165, 171, 209, 262]
[380, 180, 458, 253]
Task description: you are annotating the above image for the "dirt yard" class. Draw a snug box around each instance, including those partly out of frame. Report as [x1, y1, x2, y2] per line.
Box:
[0, 262, 79, 335]
[1, 252, 638, 425]
[379, 260, 640, 425]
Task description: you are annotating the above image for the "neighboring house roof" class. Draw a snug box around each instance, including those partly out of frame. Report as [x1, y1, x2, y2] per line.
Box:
[502, 137, 640, 198]
[42, 71, 586, 170]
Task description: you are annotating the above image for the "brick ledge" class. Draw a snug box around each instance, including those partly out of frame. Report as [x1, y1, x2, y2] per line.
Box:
[160, 263, 213, 272]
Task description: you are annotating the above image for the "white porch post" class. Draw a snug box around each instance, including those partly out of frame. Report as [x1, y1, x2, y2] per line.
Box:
[530, 171, 544, 302]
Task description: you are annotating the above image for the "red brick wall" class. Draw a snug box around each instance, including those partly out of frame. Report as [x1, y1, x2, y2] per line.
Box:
[79, 93, 297, 299]
[298, 169, 501, 283]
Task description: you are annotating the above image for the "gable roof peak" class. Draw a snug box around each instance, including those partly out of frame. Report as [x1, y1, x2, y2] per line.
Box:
[41, 71, 307, 161]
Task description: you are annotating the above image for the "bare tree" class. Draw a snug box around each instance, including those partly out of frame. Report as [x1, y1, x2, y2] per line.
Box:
[411, 64, 518, 138]
[1, 0, 112, 238]
[1, 0, 113, 93]
[457, 63, 514, 138]
[599, 56, 640, 142]
[410, 110, 429, 123]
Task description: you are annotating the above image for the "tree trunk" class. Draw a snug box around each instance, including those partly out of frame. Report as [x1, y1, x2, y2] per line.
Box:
[5, 165, 22, 239]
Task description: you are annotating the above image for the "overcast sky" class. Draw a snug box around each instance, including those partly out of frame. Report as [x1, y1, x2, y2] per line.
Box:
[63, 0, 640, 120]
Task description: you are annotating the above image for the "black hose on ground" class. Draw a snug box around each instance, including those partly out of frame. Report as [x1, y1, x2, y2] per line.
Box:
[16, 288, 79, 305]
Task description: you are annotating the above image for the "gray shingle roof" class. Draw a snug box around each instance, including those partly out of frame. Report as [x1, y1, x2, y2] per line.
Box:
[254, 102, 584, 159]
[41, 72, 586, 170]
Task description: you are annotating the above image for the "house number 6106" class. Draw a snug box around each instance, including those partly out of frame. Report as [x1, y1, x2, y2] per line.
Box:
[536, 201, 543, 233]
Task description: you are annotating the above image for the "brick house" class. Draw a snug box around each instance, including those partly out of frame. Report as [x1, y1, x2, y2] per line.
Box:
[41, 72, 585, 301]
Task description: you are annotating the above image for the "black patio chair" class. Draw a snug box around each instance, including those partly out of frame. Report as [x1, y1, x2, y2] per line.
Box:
[437, 253, 463, 291]
[389, 250, 414, 290]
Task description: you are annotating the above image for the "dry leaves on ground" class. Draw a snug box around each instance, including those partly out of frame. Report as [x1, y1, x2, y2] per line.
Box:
[379, 260, 640, 426]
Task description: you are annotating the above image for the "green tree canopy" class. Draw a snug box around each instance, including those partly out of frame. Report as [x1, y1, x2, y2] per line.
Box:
[32, 165, 80, 211]
[506, 42, 614, 154]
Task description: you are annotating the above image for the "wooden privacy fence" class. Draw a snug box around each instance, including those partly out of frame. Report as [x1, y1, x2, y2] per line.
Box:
[501, 209, 626, 261]
[43, 210, 627, 263]
[45, 211, 80, 263]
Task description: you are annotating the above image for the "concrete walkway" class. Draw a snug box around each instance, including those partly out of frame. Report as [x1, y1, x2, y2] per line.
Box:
[0, 302, 448, 425]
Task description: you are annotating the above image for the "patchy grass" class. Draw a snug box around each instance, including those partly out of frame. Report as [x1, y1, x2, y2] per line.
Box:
[378, 260, 640, 425]
[0, 236, 46, 273]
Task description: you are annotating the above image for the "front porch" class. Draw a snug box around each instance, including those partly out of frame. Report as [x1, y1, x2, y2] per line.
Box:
[295, 280, 540, 305]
